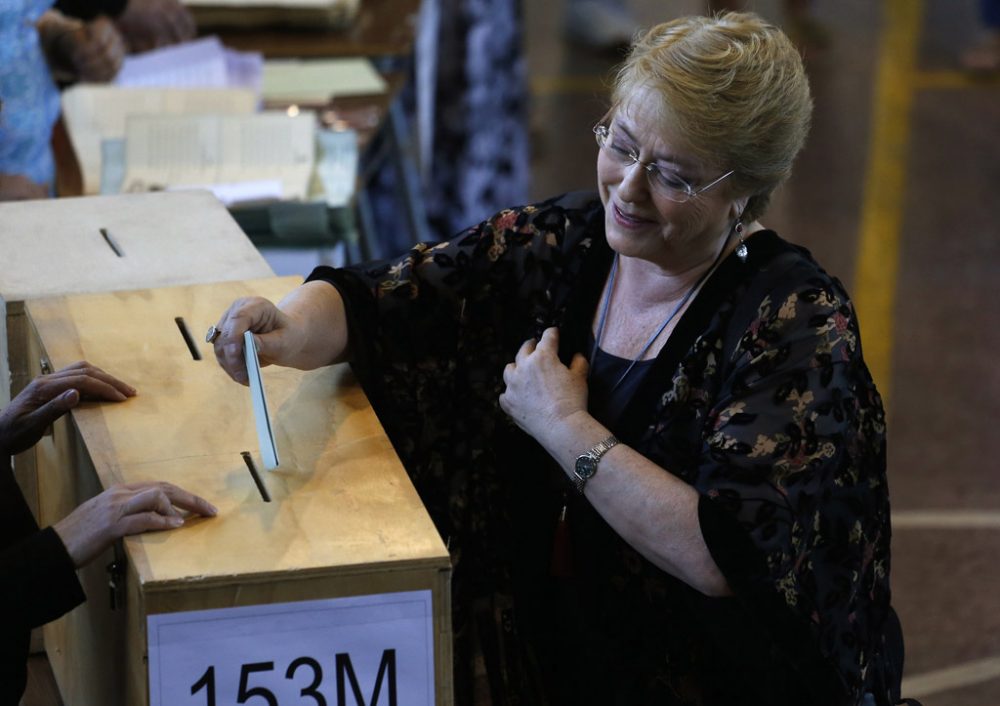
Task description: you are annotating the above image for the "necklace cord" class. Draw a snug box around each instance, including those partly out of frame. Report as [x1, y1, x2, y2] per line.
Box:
[590, 227, 735, 392]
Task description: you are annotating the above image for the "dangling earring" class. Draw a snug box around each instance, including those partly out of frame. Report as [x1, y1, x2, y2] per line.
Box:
[735, 219, 748, 262]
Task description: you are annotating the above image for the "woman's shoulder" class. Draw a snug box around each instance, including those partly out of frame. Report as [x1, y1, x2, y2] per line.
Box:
[479, 191, 605, 239]
[744, 230, 853, 309]
[731, 230, 865, 364]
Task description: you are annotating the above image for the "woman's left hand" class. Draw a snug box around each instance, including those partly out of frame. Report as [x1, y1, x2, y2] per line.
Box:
[499, 327, 589, 442]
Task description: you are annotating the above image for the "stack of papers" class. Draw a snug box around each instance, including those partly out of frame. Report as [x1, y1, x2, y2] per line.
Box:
[115, 36, 262, 93]
[62, 86, 259, 195]
[122, 112, 316, 203]
[62, 37, 384, 206]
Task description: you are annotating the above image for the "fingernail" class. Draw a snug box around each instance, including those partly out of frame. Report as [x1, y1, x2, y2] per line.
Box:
[168, 516, 184, 527]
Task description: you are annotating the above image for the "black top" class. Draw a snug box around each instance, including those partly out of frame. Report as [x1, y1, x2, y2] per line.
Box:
[587, 342, 656, 428]
[0, 455, 85, 704]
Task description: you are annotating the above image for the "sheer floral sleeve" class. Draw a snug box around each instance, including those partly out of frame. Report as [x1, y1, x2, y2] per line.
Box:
[694, 266, 891, 700]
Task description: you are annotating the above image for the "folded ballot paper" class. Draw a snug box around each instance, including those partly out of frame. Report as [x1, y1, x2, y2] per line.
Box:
[62, 37, 376, 205]
[244, 330, 279, 470]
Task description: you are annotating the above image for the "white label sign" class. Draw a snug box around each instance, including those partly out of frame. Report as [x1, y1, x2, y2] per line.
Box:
[147, 590, 435, 706]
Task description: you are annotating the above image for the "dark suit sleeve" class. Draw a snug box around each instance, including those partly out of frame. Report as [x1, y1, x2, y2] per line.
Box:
[1, 454, 85, 625]
[1, 455, 86, 704]
[54, 0, 129, 20]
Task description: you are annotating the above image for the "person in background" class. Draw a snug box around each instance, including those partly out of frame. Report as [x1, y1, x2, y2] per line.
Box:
[1, 361, 217, 704]
[414, 0, 531, 243]
[212, 13, 910, 704]
[961, 0, 1000, 71]
[0, 0, 124, 201]
[0, 0, 196, 202]
[56, 0, 196, 54]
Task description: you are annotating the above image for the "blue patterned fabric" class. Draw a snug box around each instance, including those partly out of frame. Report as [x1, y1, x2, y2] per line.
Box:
[0, 0, 60, 191]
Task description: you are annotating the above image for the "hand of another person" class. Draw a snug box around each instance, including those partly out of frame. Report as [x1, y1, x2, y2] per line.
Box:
[212, 296, 300, 386]
[116, 0, 196, 53]
[53, 481, 217, 568]
[0, 173, 49, 201]
[499, 327, 590, 441]
[45, 15, 126, 82]
[0, 361, 135, 457]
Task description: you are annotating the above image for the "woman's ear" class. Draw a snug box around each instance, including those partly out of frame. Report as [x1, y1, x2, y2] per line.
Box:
[729, 196, 750, 222]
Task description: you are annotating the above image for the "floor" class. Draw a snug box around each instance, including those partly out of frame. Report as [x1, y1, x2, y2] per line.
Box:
[22, 1, 1000, 704]
[526, 0, 1000, 704]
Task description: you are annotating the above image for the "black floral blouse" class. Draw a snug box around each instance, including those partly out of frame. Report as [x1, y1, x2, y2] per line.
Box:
[308, 192, 898, 706]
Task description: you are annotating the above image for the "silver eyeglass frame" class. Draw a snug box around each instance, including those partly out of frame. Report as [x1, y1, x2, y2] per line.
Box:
[593, 123, 734, 203]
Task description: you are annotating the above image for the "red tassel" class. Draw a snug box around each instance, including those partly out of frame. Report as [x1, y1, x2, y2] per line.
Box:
[549, 504, 573, 578]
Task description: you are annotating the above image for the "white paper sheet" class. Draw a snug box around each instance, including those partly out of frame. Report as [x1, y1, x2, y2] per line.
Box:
[147, 591, 435, 706]
[115, 37, 230, 88]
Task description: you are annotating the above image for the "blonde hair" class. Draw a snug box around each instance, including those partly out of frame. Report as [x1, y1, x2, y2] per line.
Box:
[612, 12, 812, 221]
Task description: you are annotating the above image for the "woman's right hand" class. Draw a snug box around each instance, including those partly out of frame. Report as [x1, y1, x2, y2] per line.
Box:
[211, 296, 299, 385]
[212, 282, 351, 384]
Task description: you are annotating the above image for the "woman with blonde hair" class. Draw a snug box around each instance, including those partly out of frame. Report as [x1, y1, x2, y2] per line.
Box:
[213, 12, 904, 705]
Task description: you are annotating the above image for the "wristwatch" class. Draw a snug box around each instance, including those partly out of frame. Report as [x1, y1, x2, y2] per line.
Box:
[573, 434, 619, 494]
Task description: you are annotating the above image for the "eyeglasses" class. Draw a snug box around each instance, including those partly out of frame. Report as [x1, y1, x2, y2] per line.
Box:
[593, 123, 733, 203]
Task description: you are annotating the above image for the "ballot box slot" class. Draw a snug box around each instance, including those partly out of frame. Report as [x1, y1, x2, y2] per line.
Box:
[99, 228, 125, 257]
[241, 451, 271, 502]
[174, 317, 203, 361]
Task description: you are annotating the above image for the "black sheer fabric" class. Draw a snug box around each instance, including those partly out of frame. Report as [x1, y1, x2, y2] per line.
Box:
[307, 191, 897, 705]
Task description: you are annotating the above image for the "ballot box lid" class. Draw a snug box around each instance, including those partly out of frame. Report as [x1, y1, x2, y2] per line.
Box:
[0, 191, 272, 304]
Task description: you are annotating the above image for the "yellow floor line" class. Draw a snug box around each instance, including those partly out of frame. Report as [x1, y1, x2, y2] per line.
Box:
[893, 510, 1000, 529]
[902, 654, 1000, 698]
[852, 0, 923, 408]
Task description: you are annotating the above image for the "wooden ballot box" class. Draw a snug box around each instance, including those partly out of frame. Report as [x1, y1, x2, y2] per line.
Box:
[25, 277, 453, 706]
[0, 190, 272, 520]
[0, 190, 272, 405]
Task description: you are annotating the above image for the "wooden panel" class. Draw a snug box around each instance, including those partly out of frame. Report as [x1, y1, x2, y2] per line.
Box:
[27, 277, 452, 705]
[5, 302, 39, 518]
[37, 413, 124, 706]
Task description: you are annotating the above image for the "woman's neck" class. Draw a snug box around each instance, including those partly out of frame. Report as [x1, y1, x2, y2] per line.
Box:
[614, 220, 764, 305]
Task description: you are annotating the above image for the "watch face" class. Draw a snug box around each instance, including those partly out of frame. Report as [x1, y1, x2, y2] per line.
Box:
[575, 454, 598, 480]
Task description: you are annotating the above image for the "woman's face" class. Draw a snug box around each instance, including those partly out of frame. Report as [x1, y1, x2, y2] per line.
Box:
[597, 87, 743, 271]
